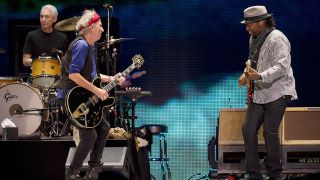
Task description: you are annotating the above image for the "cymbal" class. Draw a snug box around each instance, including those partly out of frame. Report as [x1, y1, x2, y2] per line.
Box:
[0, 47, 6, 54]
[54, 17, 80, 31]
[96, 38, 136, 48]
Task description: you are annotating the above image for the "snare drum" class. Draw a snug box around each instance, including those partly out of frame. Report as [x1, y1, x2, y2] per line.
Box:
[0, 83, 47, 136]
[0, 76, 22, 86]
[32, 56, 61, 88]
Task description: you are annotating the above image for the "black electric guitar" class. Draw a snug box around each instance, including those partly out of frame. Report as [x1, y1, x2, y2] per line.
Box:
[65, 54, 144, 128]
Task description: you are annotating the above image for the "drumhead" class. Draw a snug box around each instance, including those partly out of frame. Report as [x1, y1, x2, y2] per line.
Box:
[0, 83, 44, 136]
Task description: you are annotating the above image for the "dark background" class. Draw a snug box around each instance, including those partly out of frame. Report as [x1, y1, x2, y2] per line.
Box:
[0, 0, 319, 106]
[0, 1, 319, 179]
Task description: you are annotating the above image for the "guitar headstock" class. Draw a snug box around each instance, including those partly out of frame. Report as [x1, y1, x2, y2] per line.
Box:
[132, 54, 144, 69]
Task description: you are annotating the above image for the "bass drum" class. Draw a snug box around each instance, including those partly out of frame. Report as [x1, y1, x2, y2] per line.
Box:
[0, 83, 46, 136]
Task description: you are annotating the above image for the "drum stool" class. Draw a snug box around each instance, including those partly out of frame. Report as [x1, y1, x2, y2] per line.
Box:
[143, 124, 171, 180]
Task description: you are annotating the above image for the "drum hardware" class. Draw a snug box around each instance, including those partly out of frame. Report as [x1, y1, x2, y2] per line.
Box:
[51, 48, 63, 62]
[40, 87, 69, 137]
[47, 106, 64, 137]
[10, 105, 56, 117]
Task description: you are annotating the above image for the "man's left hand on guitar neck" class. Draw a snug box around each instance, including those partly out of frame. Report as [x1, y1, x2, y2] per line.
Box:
[100, 73, 126, 86]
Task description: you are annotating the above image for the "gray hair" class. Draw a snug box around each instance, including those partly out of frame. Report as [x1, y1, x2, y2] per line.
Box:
[76, 10, 97, 36]
[41, 4, 58, 20]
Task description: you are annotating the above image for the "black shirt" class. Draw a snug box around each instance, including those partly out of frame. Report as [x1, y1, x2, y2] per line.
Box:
[22, 28, 68, 59]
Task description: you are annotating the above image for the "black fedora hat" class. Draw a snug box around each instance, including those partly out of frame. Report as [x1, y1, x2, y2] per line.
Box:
[241, 5, 273, 24]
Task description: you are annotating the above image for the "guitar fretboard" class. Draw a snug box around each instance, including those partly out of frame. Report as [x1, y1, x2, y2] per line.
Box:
[103, 64, 136, 92]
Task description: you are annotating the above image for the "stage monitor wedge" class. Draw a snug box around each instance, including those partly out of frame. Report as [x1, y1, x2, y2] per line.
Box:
[65, 147, 127, 172]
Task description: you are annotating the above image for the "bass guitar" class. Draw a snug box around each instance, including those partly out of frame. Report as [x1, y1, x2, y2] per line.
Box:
[65, 54, 144, 128]
[245, 59, 253, 104]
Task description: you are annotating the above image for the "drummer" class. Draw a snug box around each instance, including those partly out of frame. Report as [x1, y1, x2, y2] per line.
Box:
[22, 4, 68, 67]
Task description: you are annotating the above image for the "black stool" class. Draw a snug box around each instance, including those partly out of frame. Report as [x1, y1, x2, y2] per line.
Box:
[142, 124, 171, 180]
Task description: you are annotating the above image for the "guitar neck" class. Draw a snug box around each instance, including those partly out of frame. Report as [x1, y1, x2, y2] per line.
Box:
[102, 64, 137, 92]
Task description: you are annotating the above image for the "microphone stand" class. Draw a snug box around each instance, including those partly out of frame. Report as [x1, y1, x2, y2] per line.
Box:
[104, 6, 112, 76]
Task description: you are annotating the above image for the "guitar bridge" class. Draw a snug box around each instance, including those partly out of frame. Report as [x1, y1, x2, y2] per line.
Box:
[72, 103, 89, 119]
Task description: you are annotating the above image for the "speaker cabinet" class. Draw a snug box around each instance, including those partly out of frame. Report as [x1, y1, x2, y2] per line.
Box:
[218, 108, 265, 145]
[65, 147, 127, 172]
[282, 145, 320, 173]
[282, 107, 320, 145]
[217, 107, 320, 174]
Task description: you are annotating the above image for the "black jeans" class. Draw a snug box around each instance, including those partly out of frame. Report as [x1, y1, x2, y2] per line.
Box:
[59, 99, 110, 171]
[70, 119, 110, 170]
[242, 95, 291, 179]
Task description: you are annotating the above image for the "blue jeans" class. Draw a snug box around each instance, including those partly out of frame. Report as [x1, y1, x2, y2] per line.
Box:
[242, 95, 291, 179]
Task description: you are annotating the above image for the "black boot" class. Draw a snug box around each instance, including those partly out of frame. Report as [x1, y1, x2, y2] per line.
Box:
[83, 165, 102, 180]
[66, 168, 83, 180]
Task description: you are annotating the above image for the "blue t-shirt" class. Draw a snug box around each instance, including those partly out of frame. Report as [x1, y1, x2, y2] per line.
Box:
[57, 39, 97, 99]
[69, 39, 97, 79]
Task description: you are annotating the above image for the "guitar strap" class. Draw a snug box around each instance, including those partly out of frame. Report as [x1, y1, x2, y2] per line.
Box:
[247, 27, 274, 100]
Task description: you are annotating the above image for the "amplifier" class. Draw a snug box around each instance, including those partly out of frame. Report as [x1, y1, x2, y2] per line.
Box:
[218, 107, 320, 145]
[281, 107, 320, 145]
[218, 108, 266, 145]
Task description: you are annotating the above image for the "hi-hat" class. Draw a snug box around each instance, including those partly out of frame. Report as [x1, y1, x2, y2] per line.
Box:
[96, 38, 136, 48]
[0, 47, 6, 54]
[54, 17, 80, 31]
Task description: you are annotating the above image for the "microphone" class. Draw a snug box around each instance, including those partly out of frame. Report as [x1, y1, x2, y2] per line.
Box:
[102, 3, 113, 9]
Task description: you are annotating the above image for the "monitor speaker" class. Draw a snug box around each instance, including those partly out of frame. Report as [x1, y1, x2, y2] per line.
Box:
[65, 147, 127, 172]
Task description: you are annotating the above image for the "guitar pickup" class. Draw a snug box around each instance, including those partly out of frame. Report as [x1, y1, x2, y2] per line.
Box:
[72, 103, 89, 119]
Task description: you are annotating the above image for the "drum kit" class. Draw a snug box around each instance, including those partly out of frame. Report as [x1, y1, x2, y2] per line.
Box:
[0, 54, 65, 137]
[0, 15, 135, 138]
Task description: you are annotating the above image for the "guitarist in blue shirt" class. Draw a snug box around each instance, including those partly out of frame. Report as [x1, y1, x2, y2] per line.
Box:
[60, 10, 125, 180]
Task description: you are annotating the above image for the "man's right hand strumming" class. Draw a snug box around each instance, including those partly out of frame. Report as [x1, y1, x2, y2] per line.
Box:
[93, 86, 109, 101]
[238, 73, 247, 86]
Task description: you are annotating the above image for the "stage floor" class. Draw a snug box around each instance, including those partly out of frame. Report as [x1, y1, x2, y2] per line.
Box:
[0, 137, 127, 180]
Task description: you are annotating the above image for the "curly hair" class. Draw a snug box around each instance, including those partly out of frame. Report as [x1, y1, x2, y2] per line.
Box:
[265, 17, 276, 28]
